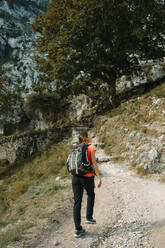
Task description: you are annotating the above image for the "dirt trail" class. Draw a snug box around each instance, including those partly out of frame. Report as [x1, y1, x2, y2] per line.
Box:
[8, 138, 165, 248]
[25, 139, 165, 248]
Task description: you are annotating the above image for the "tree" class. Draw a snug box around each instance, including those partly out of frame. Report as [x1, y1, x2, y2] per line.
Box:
[23, 92, 65, 121]
[33, 0, 165, 107]
[0, 65, 22, 120]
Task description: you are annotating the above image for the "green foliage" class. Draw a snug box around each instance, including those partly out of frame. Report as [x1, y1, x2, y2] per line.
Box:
[34, 0, 165, 106]
[23, 92, 66, 120]
[147, 81, 165, 98]
[0, 221, 9, 228]
[0, 64, 23, 118]
[0, 90, 22, 120]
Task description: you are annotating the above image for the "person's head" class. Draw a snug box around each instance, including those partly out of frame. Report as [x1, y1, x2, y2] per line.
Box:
[78, 131, 92, 144]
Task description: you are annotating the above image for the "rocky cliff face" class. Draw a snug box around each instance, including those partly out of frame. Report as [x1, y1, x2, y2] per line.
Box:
[0, 128, 55, 164]
[0, 0, 49, 132]
[0, 0, 48, 91]
[94, 84, 165, 175]
[116, 62, 165, 91]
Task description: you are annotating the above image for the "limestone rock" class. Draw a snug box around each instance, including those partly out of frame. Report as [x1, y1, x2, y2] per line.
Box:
[0, 129, 55, 164]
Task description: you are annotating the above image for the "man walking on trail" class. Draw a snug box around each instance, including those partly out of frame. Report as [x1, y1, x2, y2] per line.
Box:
[72, 132, 102, 238]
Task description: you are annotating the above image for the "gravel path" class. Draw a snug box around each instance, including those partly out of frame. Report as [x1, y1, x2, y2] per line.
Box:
[8, 138, 165, 248]
[29, 139, 165, 248]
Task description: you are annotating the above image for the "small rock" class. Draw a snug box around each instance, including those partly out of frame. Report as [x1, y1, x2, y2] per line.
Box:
[97, 157, 111, 163]
[56, 176, 62, 181]
[53, 240, 60, 246]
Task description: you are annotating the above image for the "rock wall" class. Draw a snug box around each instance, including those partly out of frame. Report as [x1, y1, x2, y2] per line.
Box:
[0, 0, 49, 88]
[95, 94, 165, 175]
[117, 62, 165, 91]
[0, 0, 49, 131]
[0, 129, 54, 164]
[33, 94, 96, 130]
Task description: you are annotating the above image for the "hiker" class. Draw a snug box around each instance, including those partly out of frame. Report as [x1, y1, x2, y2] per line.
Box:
[72, 131, 102, 238]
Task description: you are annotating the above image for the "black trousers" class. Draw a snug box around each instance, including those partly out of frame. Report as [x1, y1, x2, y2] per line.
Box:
[72, 175, 95, 230]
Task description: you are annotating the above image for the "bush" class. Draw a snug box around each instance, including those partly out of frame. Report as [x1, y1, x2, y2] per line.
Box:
[23, 92, 66, 121]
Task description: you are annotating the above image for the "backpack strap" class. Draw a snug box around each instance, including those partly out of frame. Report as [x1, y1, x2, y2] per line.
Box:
[81, 144, 90, 164]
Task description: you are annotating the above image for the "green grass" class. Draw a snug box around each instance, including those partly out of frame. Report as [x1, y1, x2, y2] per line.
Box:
[0, 138, 72, 207]
[0, 221, 9, 228]
[28, 179, 66, 198]
[147, 81, 165, 98]
[106, 105, 125, 118]
[0, 138, 72, 243]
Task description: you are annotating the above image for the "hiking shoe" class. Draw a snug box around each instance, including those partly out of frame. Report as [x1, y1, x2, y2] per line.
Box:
[85, 218, 96, 224]
[74, 228, 86, 238]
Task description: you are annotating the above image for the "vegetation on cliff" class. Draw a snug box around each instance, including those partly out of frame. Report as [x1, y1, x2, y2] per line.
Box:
[33, 0, 165, 106]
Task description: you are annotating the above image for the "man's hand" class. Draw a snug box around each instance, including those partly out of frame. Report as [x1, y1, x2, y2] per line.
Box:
[97, 178, 102, 188]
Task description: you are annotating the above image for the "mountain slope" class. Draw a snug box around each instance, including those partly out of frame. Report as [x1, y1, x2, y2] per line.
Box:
[94, 81, 165, 176]
[0, 81, 165, 247]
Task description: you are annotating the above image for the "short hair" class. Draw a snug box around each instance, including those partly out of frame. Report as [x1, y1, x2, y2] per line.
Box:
[78, 131, 88, 144]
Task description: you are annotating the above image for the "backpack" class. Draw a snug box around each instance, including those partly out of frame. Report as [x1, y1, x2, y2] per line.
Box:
[66, 144, 94, 176]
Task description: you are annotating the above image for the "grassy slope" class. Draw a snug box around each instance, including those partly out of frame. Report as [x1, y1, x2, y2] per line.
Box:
[94, 81, 165, 173]
[0, 139, 72, 247]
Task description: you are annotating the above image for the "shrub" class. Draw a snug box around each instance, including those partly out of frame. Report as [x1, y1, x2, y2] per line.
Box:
[23, 92, 66, 121]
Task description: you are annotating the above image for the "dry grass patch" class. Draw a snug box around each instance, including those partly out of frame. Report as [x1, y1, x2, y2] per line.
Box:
[7, 181, 29, 202]
[158, 175, 165, 183]
[0, 222, 34, 248]
[95, 81, 165, 169]
[0, 138, 73, 247]
[0, 179, 72, 247]
[136, 166, 150, 176]
[111, 156, 126, 164]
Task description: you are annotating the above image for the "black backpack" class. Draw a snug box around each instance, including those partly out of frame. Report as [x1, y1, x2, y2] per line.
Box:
[66, 144, 94, 176]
